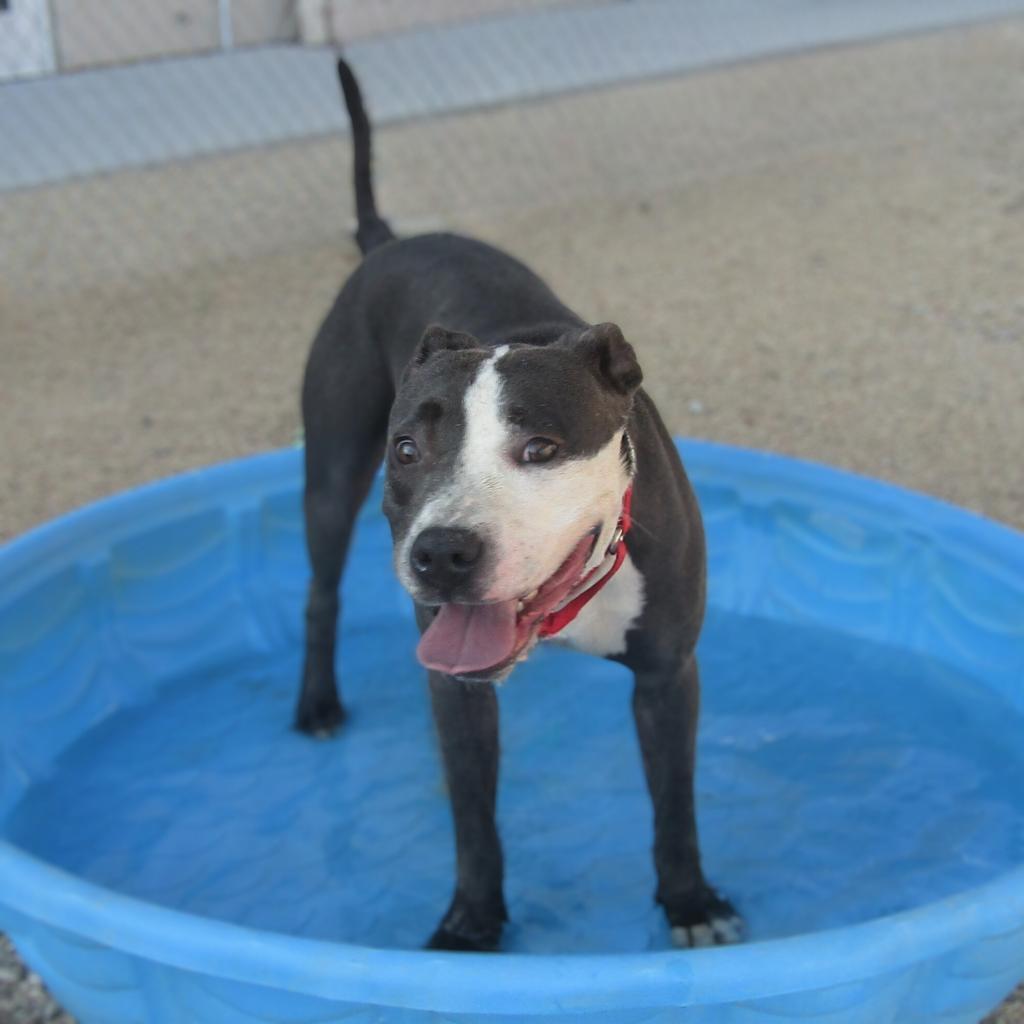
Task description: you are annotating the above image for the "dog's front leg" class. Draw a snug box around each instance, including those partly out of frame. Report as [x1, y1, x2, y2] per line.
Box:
[426, 669, 507, 951]
[632, 653, 743, 948]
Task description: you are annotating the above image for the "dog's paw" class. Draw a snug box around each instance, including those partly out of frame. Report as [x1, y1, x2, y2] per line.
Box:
[668, 889, 744, 949]
[425, 897, 506, 952]
[426, 925, 500, 952]
[294, 695, 347, 739]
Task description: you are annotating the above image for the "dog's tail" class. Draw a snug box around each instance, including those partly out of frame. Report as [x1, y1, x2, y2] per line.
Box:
[337, 56, 396, 255]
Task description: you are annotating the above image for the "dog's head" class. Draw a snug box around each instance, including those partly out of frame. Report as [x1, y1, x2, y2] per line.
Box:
[382, 322, 641, 682]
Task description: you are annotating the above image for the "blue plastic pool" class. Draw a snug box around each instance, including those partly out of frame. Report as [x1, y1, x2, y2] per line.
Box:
[1, 441, 1022, 1023]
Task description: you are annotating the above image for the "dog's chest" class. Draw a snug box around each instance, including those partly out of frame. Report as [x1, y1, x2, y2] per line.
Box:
[551, 552, 645, 658]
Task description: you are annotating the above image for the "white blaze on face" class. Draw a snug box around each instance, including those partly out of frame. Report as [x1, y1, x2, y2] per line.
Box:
[396, 346, 632, 602]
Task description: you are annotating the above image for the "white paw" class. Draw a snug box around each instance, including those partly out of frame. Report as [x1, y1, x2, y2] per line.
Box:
[671, 912, 744, 948]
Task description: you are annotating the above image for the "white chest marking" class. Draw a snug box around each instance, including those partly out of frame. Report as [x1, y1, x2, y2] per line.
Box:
[553, 551, 645, 658]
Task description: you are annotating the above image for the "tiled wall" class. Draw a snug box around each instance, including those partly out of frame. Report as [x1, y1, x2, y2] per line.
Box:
[48, 0, 585, 70]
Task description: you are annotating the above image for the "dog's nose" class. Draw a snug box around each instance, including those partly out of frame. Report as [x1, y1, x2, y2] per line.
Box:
[410, 527, 484, 592]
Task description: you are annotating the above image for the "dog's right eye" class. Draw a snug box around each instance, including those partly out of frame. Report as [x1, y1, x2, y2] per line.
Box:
[394, 437, 420, 464]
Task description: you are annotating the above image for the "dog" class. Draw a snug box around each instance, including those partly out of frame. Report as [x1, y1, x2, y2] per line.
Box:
[295, 57, 742, 953]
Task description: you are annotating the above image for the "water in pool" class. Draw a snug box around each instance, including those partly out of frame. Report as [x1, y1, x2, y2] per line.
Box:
[7, 609, 1024, 953]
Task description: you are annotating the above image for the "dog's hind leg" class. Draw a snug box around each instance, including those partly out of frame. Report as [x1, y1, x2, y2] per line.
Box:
[296, 315, 392, 737]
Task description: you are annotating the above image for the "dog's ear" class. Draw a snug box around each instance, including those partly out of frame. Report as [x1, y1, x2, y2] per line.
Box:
[413, 324, 480, 366]
[571, 323, 643, 396]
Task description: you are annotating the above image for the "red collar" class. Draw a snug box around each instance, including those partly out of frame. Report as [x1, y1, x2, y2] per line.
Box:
[538, 483, 634, 639]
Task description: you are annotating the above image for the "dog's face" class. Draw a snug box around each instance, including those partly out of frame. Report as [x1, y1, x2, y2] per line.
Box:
[382, 323, 641, 681]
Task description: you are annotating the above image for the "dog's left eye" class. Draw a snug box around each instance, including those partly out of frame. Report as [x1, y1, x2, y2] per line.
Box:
[520, 437, 559, 464]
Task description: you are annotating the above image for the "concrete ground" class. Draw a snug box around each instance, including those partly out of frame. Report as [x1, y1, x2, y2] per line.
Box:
[0, 16, 1022, 1023]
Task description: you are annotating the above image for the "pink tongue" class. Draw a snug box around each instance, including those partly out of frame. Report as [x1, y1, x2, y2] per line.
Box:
[417, 599, 519, 675]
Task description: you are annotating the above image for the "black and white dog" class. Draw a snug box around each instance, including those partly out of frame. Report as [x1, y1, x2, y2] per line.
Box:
[296, 58, 741, 953]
